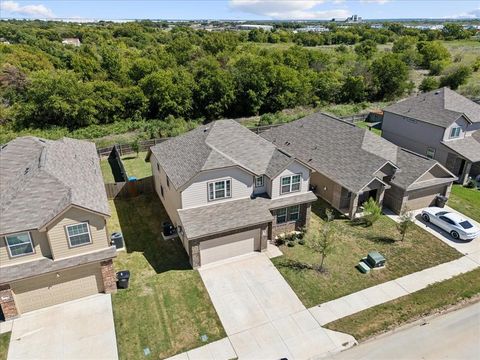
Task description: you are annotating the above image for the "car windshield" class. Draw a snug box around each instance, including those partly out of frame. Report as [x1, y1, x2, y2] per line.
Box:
[435, 211, 448, 216]
[459, 221, 473, 229]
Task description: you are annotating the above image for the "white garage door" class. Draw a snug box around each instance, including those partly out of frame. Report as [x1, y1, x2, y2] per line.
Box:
[12, 263, 104, 314]
[199, 229, 259, 266]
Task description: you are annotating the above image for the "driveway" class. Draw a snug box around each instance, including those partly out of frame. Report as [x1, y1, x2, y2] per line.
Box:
[7, 294, 118, 360]
[199, 253, 355, 360]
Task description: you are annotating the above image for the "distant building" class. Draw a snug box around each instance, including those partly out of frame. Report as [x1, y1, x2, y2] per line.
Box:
[236, 24, 273, 31]
[331, 14, 363, 23]
[62, 38, 81, 47]
[295, 26, 329, 33]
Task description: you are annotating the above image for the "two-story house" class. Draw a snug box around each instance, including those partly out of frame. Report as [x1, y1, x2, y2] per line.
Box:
[0, 137, 116, 320]
[146, 120, 317, 268]
[382, 87, 480, 185]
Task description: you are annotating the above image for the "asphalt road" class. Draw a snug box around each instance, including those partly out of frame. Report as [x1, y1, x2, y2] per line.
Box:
[328, 301, 480, 360]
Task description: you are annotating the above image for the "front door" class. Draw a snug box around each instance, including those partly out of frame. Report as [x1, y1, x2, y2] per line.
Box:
[359, 189, 378, 206]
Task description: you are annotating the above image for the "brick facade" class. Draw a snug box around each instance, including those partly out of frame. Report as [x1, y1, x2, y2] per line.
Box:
[0, 284, 18, 320]
[271, 203, 311, 238]
[100, 259, 117, 294]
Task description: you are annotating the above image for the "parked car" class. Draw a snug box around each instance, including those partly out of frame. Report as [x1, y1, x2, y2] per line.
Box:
[421, 207, 480, 241]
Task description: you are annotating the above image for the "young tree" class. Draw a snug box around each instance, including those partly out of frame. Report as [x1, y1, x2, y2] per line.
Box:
[397, 209, 414, 241]
[131, 138, 140, 158]
[361, 197, 382, 227]
[307, 223, 335, 272]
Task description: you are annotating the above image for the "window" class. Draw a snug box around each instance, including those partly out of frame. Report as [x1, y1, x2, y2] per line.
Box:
[276, 208, 287, 224]
[255, 176, 264, 188]
[208, 179, 231, 201]
[160, 185, 164, 197]
[280, 174, 301, 194]
[166, 176, 170, 188]
[450, 127, 461, 138]
[439, 216, 455, 225]
[288, 206, 300, 221]
[66, 223, 92, 247]
[5, 232, 34, 257]
[426, 147, 436, 159]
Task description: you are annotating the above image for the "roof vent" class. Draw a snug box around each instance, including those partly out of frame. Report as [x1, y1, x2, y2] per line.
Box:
[285, 141, 290, 146]
[435, 91, 440, 95]
[24, 167, 30, 175]
[203, 127, 209, 133]
[308, 158, 312, 162]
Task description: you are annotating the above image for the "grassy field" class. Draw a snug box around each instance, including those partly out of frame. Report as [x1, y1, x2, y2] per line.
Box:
[272, 199, 462, 307]
[100, 152, 152, 183]
[0, 332, 10, 360]
[355, 121, 382, 136]
[108, 195, 225, 360]
[448, 185, 480, 223]
[326, 268, 480, 341]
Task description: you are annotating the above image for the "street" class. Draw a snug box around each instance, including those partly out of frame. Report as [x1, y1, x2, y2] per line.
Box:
[328, 301, 480, 360]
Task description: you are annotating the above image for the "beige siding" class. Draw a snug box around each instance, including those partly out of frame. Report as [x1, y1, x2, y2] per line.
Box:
[271, 161, 310, 199]
[310, 172, 345, 209]
[406, 185, 448, 210]
[0, 230, 51, 267]
[12, 263, 103, 314]
[442, 116, 469, 142]
[384, 184, 407, 214]
[46, 207, 109, 260]
[181, 167, 253, 209]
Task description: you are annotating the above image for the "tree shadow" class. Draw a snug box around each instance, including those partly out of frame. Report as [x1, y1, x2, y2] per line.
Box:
[275, 259, 313, 271]
[349, 218, 371, 228]
[367, 235, 397, 244]
[113, 194, 191, 273]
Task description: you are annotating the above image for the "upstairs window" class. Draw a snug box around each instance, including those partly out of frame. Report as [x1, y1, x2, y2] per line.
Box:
[66, 222, 92, 247]
[5, 232, 34, 257]
[426, 147, 436, 159]
[281, 174, 301, 194]
[450, 127, 461, 138]
[208, 179, 231, 201]
[255, 176, 264, 188]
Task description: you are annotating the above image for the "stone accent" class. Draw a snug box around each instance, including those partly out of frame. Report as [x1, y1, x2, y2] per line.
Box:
[0, 284, 18, 320]
[271, 203, 311, 238]
[100, 259, 117, 294]
[190, 240, 201, 269]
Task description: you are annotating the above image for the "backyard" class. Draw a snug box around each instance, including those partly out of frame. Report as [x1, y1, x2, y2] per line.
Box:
[448, 185, 480, 223]
[100, 151, 152, 183]
[108, 195, 225, 360]
[272, 199, 462, 307]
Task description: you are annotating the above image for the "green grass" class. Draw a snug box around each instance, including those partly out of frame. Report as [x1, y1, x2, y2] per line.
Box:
[108, 195, 225, 360]
[0, 332, 10, 360]
[448, 185, 480, 223]
[100, 152, 152, 183]
[271, 199, 462, 307]
[355, 121, 382, 136]
[326, 268, 480, 341]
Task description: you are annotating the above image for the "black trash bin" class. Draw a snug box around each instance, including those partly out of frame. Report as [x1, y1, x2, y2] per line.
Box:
[436, 195, 448, 208]
[117, 270, 130, 289]
[110, 232, 124, 249]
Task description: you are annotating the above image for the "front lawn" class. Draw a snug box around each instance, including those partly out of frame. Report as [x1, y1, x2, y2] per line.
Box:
[0, 332, 10, 360]
[100, 151, 152, 183]
[326, 268, 480, 341]
[272, 199, 462, 307]
[448, 185, 480, 223]
[108, 195, 225, 360]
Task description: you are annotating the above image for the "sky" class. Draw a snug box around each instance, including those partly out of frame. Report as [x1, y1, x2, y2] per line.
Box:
[0, 0, 479, 21]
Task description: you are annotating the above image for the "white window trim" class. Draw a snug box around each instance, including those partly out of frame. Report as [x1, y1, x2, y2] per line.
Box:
[66, 222, 92, 248]
[255, 176, 264, 188]
[276, 208, 287, 224]
[450, 127, 461, 139]
[4, 231, 35, 258]
[280, 174, 302, 195]
[288, 205, 300, 221]
[208, 179, 232, 201]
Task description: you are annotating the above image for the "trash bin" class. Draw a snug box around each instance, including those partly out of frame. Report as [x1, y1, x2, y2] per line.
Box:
[117, 270, 130, 289]
[436, 195, 448, 208]
[110, 232, 124, 249]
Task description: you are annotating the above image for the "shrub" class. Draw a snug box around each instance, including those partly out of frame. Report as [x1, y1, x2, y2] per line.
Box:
[298, 239, 306, 245]
[419, 77, 439, 92]
[361, 197, 382, 227]
[287, 241, 295, 247]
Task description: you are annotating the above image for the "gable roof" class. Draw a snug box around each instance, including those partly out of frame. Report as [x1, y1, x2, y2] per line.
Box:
[441, 130, 480, 163]
[0, 137, 110, 235]
[148, 120, 294, 189]
[384, 87, 480, 128]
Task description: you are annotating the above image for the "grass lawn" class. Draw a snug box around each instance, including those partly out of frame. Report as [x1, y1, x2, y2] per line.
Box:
[108, 194, 225, 360]
[448, 185, 480, 223]
[100, 151, 152, 183]
[272, 199, 462, 307]
[326, 268, 480, 341]
[355, 121, 382, 136]
[0, 332, 10, 360]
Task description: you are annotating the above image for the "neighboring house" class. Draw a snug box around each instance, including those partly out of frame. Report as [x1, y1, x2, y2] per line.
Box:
[0, 137, 116, 320]
[146, 120, 317, 268]
[261, 113, 457, 218]
[62, 38, 81, 46]
[382, 87, 480, 185]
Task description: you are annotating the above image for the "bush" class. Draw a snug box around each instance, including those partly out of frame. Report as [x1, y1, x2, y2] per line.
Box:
[419, 77, 439, 92]
[439, 65, 472, 90]
[298, 239, 306, 245]
[287, 241, 295, 247]
[361, 197, 382, 227]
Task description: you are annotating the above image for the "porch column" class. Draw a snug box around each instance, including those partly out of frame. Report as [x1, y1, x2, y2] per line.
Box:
[444, 183, 453, 199]
[100, 259, 117, 294]
[461, 161, 472, 185]
[376, 187, 386, 206]
[0, 284, 18, 320]
[349, 193, 359, 220]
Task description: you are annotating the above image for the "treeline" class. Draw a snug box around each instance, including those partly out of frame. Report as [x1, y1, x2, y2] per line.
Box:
[0, 21, 477, 134]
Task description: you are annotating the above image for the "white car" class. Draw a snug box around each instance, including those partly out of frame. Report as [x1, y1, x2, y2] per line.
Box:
[421, 207, 480, 241]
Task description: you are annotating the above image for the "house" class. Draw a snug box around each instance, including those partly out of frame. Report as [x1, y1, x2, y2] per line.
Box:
[0, 137, 116, 320]
[235, 24, 273, 31]
[382, 87, 480, 185]
[146, 120, 317, 268]
[62, 38, 81, 46]
[260, 113, 457, 218]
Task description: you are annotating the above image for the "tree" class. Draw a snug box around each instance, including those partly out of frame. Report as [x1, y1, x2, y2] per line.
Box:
[396, 209, 414, 241]
[131, 137, 140, 157]
[307, 219, 335, 272]
[341, 75, 366, 103]
[442, 23, 469, 40]
[354, 40, 377, 59]
[419, 77, 439, 92]
[417, 41, 451, 70]
[361, 197, 382, 227]
[439, 65, 472, 90]
[370, 53, 409, 99]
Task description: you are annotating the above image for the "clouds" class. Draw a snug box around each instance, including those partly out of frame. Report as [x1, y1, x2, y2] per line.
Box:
[0, 1, 55, 18]
[229, 0, 349, 19]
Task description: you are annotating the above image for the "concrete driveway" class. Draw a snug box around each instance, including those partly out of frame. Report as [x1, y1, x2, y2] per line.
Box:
[7, 294, 118, 360]
[199, 253, 355, 360]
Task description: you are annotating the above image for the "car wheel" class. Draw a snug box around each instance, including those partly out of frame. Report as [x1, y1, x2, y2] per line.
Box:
[450, 231, 460, 240]
[422, 213, 430, 222]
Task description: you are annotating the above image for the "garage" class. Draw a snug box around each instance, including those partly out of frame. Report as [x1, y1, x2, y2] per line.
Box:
[406, 185, 448, 210]
[11, 263, 104, 314]
[199, 228, 260, 266]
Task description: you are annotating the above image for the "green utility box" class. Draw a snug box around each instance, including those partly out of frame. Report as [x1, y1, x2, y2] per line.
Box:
[367, 251, 386, 268]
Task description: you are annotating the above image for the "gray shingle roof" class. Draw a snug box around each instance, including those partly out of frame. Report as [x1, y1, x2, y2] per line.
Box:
[384, 87, 480, 128]
[0, 137, 110, 235]
[149, 120, 293, 189]
[441, 130, 480, 163]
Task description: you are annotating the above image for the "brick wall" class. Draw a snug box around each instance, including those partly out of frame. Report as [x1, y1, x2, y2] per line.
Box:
[0, 284, 18, 320]
[271, 203, 311, 238]
[100, 259, 117, 294]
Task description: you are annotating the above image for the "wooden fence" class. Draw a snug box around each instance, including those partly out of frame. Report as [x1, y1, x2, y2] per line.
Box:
[105, 176, 154, 200]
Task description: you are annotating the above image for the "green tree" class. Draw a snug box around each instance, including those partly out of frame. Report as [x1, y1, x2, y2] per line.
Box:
[439, 65, 472, 90]
[354, 40, 377, 59]
[442, 23, 469, 40]
[417, 41, 451, 70]
[370, 53, 409, 99]
[361, 197, 382, 227]
[307, 219, 335, 272]
[419, 76, 440, 92]
[128, 58, 158, 83]
[397, 209, 414, 241]
[341, 75, 366, 103]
